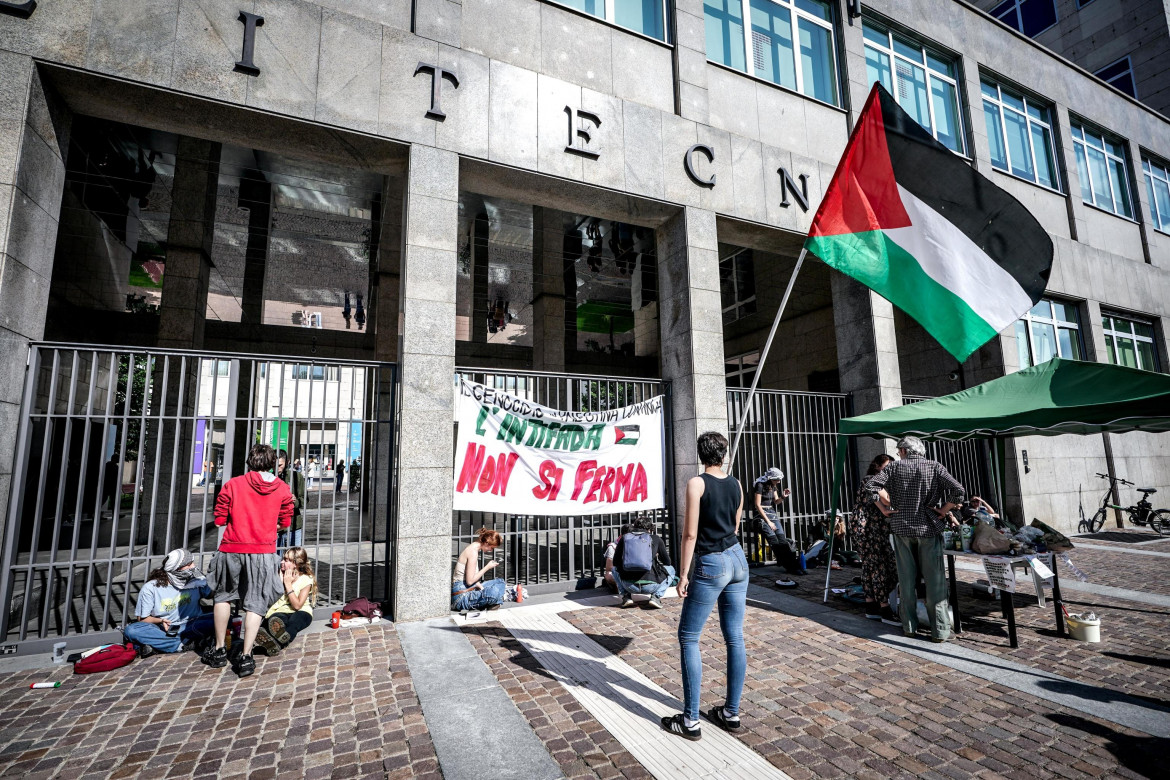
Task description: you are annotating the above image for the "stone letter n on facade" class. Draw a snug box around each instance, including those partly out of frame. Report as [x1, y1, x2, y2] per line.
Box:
[0, 0, 35, 18]
[565, 108, 601, 158]
[234, 11, 265, 76]
[414, 63, 460, 120]
[779, 168, 810, 211]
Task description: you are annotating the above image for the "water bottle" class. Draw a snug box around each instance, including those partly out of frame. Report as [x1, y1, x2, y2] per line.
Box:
[798, 551, 807, 571]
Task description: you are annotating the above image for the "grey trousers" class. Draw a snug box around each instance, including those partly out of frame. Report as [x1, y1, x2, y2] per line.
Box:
[892, 534, 951, 640]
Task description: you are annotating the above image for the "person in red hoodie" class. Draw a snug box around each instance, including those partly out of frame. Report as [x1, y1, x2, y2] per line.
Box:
[201, 444, 294, 678]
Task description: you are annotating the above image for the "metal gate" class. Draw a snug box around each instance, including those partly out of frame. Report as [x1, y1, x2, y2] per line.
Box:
[727, 388, 857, 562]
[453, 368, 672, 592]
[0, 344, 397, 647]
[903, 396, 994, 500]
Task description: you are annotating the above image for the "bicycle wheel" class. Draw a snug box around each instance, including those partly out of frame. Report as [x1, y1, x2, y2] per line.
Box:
[1088, 508, 1108, 533]
[1151, 510, 1170, 537]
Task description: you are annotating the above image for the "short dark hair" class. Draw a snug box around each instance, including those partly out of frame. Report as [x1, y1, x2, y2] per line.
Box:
[632, 515, 656, 533]
[247, 444, 277, 472]
[697, 431, 728, 467]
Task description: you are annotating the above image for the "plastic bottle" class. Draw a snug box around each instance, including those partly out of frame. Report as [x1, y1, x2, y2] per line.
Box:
[960, 524, 973, 552]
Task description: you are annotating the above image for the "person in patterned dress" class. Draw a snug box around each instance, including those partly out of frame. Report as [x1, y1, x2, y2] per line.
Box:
[856, 454, 898, 625]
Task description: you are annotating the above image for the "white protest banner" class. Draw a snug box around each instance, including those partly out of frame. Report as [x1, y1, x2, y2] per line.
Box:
[453, 378, 666, 516]
[982, 557, 1017, 593]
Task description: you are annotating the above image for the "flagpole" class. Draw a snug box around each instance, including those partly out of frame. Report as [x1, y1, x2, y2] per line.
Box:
[728, 247, 808, 471]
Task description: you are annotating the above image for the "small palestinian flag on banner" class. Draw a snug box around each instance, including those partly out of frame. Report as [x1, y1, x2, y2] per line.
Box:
[615, 425, 639, 445]
[805, 83, 1052, 362]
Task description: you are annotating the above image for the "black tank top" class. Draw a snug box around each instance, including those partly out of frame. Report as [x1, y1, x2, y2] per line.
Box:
[695, 473, 742, 556]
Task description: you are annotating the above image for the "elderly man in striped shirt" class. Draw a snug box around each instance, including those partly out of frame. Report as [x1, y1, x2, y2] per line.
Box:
[868, 436, 966, 643]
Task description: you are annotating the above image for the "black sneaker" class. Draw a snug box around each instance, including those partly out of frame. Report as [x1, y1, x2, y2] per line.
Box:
[660, 714, 701, 741]
[136, 644, 156, 659]
[864, 605, 882, 620]
[706, 706, 742, 733]
[233, 653, 256, 678]
[200, 646, 228, 668]
[620, 595, 635, 608]
[880, 606, 901, 626]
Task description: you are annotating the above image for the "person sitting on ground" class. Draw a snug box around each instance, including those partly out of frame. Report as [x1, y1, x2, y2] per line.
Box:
[661, 431, 748, 742]
[752, 467, 804, 588]
[451, 528, 506, 612]
[125, 549, 214, 657]
[613, 517, 676, 609]
[603, 524, 633, 593]
[202, 443, 295, 678]
[253, 546, 316, 657]
[855, 454, 899, 626]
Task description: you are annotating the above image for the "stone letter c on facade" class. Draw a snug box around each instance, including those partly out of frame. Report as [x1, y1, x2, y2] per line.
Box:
[564, 108, 601, 158]
[684, 144, 716, 187]
[0, 0, 35, 18]
[414, 63, 461, 120]
[234, 11, 265, 76]
[778, 168, 809, 211]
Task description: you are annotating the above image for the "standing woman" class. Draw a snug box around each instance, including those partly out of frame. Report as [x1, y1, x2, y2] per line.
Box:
[661, 432, 747, 741]
[857, 454, 899, 624]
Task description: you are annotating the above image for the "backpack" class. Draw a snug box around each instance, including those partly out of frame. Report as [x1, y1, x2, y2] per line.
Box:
[73, 642, 137, 674]
[618, 532, 654, 578]
[340, 597, 383, 619]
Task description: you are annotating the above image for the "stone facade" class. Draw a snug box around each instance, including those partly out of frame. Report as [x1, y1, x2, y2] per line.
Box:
[0, 0, 1168, 621]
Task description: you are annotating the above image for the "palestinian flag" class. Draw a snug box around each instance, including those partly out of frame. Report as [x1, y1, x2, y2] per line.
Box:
[805, 83, 1052, 362]
[615, 425, 639, 445]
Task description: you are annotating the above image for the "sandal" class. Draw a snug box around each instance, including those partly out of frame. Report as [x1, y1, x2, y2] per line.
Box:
[706, 706, 742, 732]
[660, 714, 701, 741]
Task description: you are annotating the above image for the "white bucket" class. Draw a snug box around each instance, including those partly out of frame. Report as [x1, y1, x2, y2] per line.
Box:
[1067, 614, 1101, 643]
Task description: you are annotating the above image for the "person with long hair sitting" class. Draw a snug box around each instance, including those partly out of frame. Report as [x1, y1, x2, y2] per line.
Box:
[253, 546, 317, 657]
[124, 549, 214, 657]
[451, 528, 506, 612]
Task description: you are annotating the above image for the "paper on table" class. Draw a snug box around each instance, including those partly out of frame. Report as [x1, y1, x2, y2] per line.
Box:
[1027, 556, 1054, 579]
[982, 557, 1017, 593]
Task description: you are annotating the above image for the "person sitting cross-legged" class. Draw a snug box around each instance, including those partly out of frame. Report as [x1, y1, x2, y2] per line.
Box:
[613, 516, 676, 609]
[451, 528, 506, 612]
[252, 546, 316, 657]
[124, 549, 214, 657]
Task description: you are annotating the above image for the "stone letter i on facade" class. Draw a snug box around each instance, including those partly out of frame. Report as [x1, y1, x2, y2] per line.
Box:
[234, 11, 265, 76]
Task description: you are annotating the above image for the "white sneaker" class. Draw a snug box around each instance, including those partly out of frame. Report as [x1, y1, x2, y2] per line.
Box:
[774, 578, 797, 589]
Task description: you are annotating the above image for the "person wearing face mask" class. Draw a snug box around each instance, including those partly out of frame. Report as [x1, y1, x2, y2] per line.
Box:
[124, 549, 214, 657]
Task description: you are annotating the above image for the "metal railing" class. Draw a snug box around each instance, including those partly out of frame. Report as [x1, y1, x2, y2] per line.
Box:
[727, 388, 857, 563]
[0, 344, 397, 643]
[452, 368, 672, 591]
[902, 395, 993, 501]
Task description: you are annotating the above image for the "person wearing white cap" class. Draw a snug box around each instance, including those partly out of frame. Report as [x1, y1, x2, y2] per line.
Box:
[753, 467, 804, 587]
[124, 549, 213, 657]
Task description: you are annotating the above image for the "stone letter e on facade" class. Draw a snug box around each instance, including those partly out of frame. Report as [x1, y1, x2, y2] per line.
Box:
[564, 108, 602, 158]
[414, 63, 461, 120]
[234, 11, 265, 76]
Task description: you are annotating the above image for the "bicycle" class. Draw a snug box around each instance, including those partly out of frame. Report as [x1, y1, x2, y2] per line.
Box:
[1080, 473, 1170, 535]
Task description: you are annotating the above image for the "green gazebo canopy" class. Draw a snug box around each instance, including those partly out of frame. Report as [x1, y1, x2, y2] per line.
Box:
[828, 358, 1170, 519]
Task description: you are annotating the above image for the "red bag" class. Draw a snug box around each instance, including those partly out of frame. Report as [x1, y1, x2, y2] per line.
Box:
[73, 642, 137, 674]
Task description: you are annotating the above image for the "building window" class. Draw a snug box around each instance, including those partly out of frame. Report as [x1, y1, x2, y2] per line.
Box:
[1142, 156, 1170, 233]
[558, 0, 668, 41]
[705, 0, 839, 106]
[1071, 122, 1134, 218]
[981, 80, 1058, 189]
[862, 19, 964, 153]
[1103, 313, 1159, 371]
[990, 0, 1058, 38]
[720, 249, 757, 324]
[1015, 299, 1083, 368]
[1095, 57, 1136, 98]
[726, 351, 760, 387]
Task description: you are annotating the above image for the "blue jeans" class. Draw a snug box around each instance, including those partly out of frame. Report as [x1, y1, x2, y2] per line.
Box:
[613, 566, 675, 599]
[278, 528, 303, 548]
[451, 578, 507, 611]
[124, 614, 215, 653]
[678, 544, 748, 722]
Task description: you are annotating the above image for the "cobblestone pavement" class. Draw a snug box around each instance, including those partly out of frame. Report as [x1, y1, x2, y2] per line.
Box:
[0, 623, 438, 780]
[463, 623, 652, 780]
[772, 547, 1170, 706]
[561, 597, 1164, 780]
